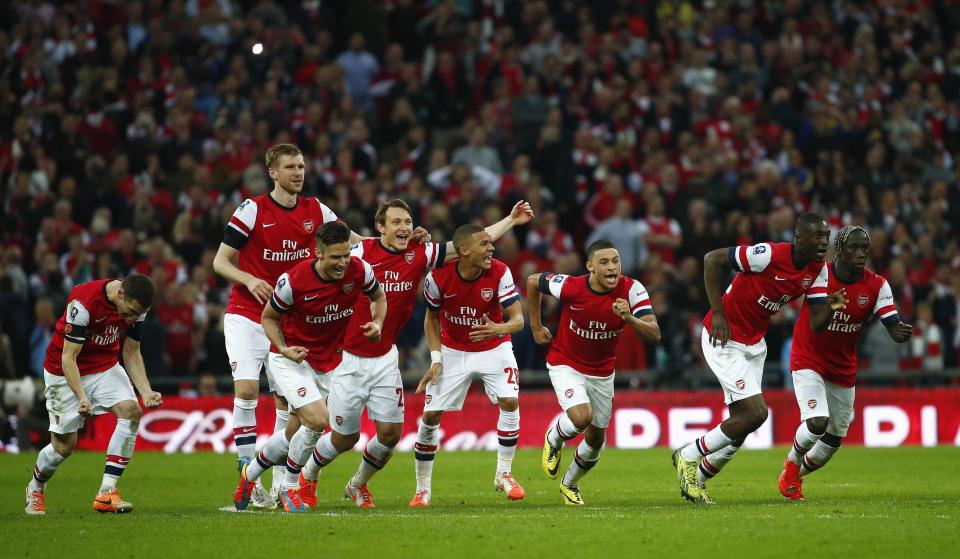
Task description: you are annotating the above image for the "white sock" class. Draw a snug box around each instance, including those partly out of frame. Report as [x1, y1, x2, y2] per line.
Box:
[562, 440, 601, 487]
[282, 426, 321, 489]
[547, 414, 583, 447]
[302, 432, 343, 482]
[787, 422, 822, 465]
[697, 442, 742, 485]
[100, 418, 139, 493]
[232, 398, 258, 460]
[271, 408, 289, 494]
[352, 436, 395, 487]
[414, 421, 439, 491]
[31, 444, 67, 491]
[496, 409, 520, 475]
[680, 424, 733, 461]
[246, 430, 289, 482]
[800, 440, 840, 478]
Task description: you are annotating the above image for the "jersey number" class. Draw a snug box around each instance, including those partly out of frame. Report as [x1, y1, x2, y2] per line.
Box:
[395, 387, 404, 408]
[504, 367, 519, 386]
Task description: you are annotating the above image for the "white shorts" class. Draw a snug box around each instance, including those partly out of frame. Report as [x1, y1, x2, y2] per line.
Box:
[266, 353, 331, 411]
[424, 343, 519, 412]
[547, 364, 615, 429]
[224, 313, 278, 391]
[44, 364, 137, 435]
[792, 369, 855, 437]
[327, 347, 404, 435]
[700, 328, 767, 405]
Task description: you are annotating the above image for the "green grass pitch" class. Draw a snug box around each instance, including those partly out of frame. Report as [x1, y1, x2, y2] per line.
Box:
[3, 447, 958, 558]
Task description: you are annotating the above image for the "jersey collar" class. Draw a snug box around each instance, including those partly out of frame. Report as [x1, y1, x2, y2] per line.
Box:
[311, 258, 337, 283]
[585, 274, 615, 295]
[267, 192, 299, 211]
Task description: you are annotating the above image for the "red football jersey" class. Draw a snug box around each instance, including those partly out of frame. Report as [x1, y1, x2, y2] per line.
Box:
[423, 259, 520, 352]
[791, 265, 899, 387]
[44, 279, 146, 376]
[269, 257, 378, 373]
[703, 242, 828, 345]
[343, 239, 446, 357]
[223, 194, 338, 322]
[541, 273, 654, 377]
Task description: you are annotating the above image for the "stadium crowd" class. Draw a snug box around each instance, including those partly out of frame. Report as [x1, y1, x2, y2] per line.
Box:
[0, 0, 958, 401]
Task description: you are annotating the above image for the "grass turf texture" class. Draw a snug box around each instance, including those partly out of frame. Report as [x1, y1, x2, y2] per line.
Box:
[3, 447, 958, 558]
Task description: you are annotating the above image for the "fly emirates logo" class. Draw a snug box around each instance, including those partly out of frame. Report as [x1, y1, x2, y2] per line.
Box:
[263, 239, 311, 263]
[93, 325, 120, 346]
[382, 270, 414, 293]
[569, 319, 621, 340]
[306, 303, 353, 324]
[756, 293, 792, 312]
[827, 311, 863, 333]
[444, 306, 486, 326]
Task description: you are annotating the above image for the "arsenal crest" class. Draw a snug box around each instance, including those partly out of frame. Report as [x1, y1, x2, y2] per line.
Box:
[801, 276, 812, 289]
[480, 288, 494, 301]
[405, 251, 415, 264]
[302, 219, 315, 233]
[857, 294, 869, 308]
[343, 281, 355, 294]
[564, 388, 574, 398]
[335, 415, 344, 426]
[807, 399, 817, 409]
[297, 387, 307, 397]
[425, 395, 432, 404]
[735, 379, 745, 390]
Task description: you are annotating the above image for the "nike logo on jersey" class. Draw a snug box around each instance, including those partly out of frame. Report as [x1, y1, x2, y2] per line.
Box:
[443, 293, 458, 299]
[370, 262, 383, 268]
[263, 223, 277, 228]
[95, 317, 108, 323]
[774, 275, 787, 281]
[304, 295, 319, 301]
[569, 306, 584, 311]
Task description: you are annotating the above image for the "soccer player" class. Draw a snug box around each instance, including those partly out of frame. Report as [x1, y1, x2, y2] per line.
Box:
[26, 274, 161, 515]
[528, 240, 661, 505]
[213, 143, 344, 506]
[233, 221, 385, 512]
[673, 213, 843, 504]
[409, 224, 526, 506]
[778, 226, 912, 500]
[297, 198, 533, 508]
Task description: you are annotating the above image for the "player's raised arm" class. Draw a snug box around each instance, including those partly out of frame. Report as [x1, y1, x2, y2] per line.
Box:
[440, 200, 534, 265]
[526, 272, 553, 344]
[613, 280, 661, 345]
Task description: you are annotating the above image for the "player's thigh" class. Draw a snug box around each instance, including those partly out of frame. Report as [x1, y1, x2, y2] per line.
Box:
[475, 344, 520, 404]
[88, 364, 137, 414]
[224, 314, 270, 383]
[584, 373, 615, 429]
[327, 355, 366, 435]
[824, 381, 855, 437]
[363, 349, 405, 426]
[700, 330, 763, 405]
[792, 369, 830, 421]
[44, 371, 82, 434]
[266, 353, 324, 411]
[548, 363, 591, 412]
[424, 347, 473, 412]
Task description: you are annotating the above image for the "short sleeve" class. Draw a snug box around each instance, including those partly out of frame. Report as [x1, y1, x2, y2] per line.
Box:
[127, 312, 147, 341]
[423, 271, 441, 310]
[64, 299, 90, 343]
[224, 199, 258, 248]
[728, 243, 772, 273]
[498, 267, 520, 308]
[360, 259, 379, 295]
[629, 280, 654, 318]
[270, 272, 294, 313]
[873, 279, 900, 325]
[804, 264, 829, 304]
[425, 242, 447, 269]
[350, 242, 365, 259]
[318, 200, 338, 224]
[538, 273, 569, 299]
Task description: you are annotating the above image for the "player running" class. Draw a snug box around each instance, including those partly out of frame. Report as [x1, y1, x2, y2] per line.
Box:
[297, 198, 533, 508]
[233, 221, 385, 512]
[26, 274, 161, 515]
[778, 225, 912, 500]
[528, 240, 661, 505]
[409, 224, 526, 506]
[213, 143, 348, 506]
[673, 213, 844, 504]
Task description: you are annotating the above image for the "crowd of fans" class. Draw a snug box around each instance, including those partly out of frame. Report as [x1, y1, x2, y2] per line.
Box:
[1, 0, 958, 397]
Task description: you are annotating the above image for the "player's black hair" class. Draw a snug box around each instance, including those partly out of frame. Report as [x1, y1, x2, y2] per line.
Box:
[452, 224, 485, 255]
[833, 225, 870, 259]
[795, 212, 827, 232]
[121, 273, 155, 309]
[586, 239, 617, 260]
[316, 220, 351, 247]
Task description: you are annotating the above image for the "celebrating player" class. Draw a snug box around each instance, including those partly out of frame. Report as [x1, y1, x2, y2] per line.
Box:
[778, 226, 912, 500]
[409, 224, 526, 506]
[213, 143, 346, 506]
[26, 274, 161, 515]
[233, 221, 385, 512]
[297, 198, 533, 508]
[673, 213, 843, 504]
[528, 240, 661, 505]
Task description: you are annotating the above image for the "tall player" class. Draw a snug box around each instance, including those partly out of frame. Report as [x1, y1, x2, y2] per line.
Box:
[213, 143, 345, 506]
[409, 224, 526, 506]
[297, 199, 533, 508]
[233, 221, 385, 512]
[672, 213, 843, 504]
[26, 274, 161, 515]
[528, 240, 661, 505]
[778, 226, 912, 500]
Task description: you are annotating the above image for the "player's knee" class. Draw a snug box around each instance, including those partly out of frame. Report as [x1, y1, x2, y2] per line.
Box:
[805, 416, 828, 435]
[423, 411, 443, 425]
[116, 400, 142, 420]
[377, 425, 402, 447]
[821, 433, 843, 448]
[52, 436, 75, 457]
[235, 385, 258, 401]
[569, 411, 593, 432]
[273, 394, 288, 409]
[747, 406, 768, 430]
[498, 398, 519, 412]
[332, 431, 360, 452]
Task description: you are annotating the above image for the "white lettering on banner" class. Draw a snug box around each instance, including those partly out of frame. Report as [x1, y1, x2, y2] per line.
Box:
[722, 407, 773, 449]
[138, 409, 233, 453]
[863, 405, 910, 447]
[922, 406, 938, 447]
[614, 409, 660, 449]
[668, 407, 712, 448]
